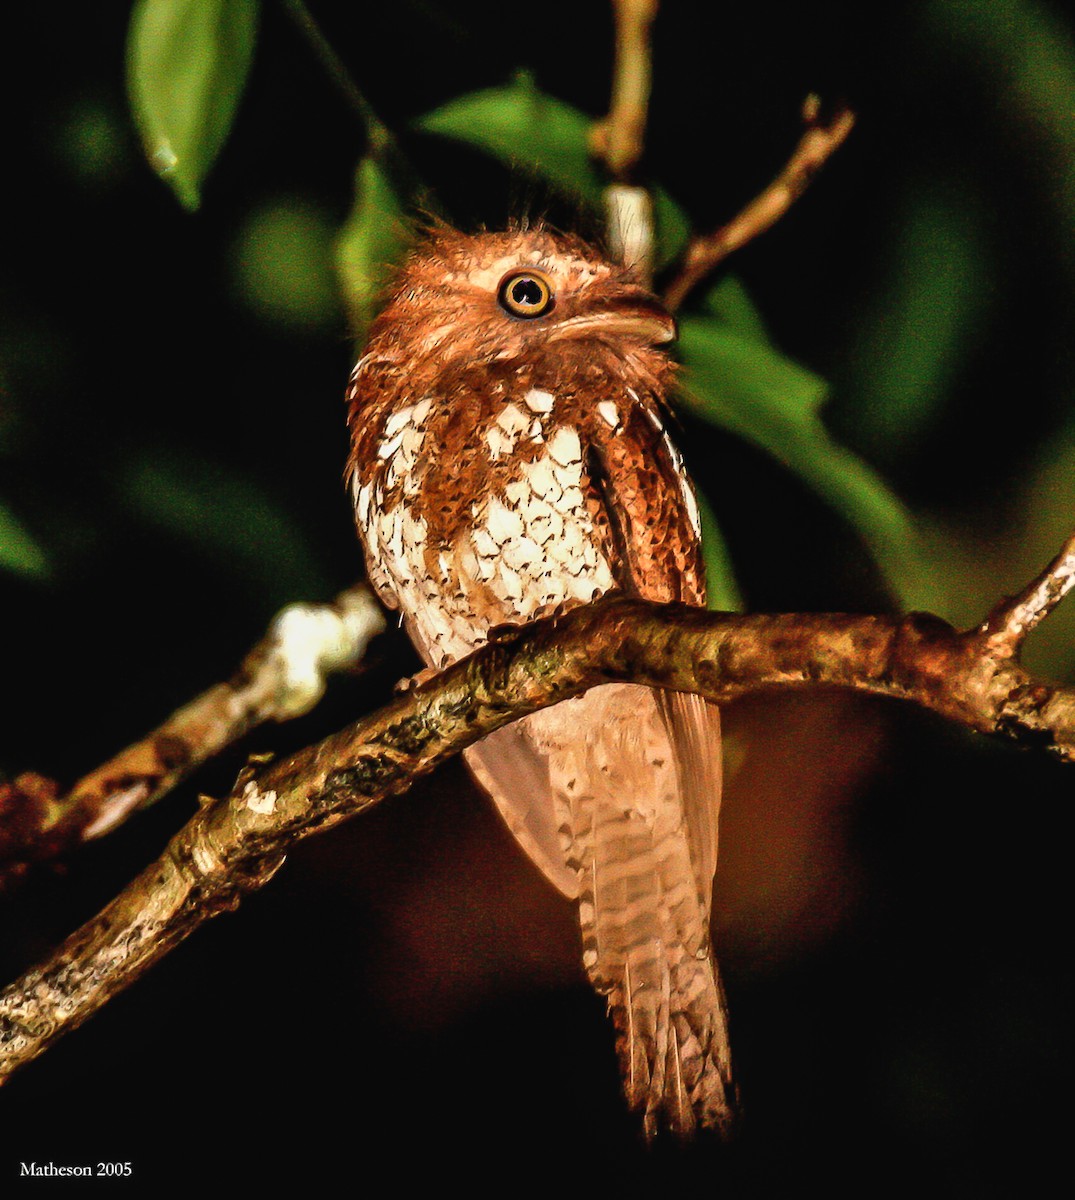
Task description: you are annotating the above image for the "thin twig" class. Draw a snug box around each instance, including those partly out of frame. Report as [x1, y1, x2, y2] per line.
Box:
[3, 525, 1075, 1078]
[606, 184, 656, 284]
[278, 0, 391, 152]
[979, 530, 1075, 658]
[590, 0, 659, 180]
[590, 1, 660, 284]
[663, 99, 856, 311]
[0, 584, 385, 887]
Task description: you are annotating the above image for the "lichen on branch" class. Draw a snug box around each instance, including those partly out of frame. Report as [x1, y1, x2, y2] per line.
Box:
[0, 584, 384, 890]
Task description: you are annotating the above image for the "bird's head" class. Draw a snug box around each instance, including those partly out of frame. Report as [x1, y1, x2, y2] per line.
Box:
[363, 225, 676, 377]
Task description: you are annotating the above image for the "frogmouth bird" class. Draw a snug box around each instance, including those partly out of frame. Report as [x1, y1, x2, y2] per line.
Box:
[345, 225, 734, 1137]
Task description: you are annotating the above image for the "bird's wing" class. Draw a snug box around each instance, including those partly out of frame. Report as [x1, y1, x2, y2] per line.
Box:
[657, 690, 722, 918]
[464, 731, 578, 896]
[584, 399, 722, 911]
[470, 400, 722, 905]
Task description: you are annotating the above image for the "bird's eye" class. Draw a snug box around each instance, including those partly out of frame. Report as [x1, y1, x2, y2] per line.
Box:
[498, 270, 554, 319]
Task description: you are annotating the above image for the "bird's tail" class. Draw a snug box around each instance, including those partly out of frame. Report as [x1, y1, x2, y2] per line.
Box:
[531, 683, 736, 1138]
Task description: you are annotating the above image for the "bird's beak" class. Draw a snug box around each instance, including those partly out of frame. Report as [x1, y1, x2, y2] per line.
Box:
[549, 288, 677, 346]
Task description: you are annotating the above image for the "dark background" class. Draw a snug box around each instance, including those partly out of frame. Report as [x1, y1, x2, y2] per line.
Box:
[2, 1, 1073, 1191]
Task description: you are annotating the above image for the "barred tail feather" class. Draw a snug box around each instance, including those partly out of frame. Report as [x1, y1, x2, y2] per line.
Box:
[585, 799, 736, 1138]
[531, 682, 736, 1138]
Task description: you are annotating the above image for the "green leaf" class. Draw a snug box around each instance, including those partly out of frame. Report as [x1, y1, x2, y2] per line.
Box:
[0, 502, 48, 580]
[652, 191, 692, 272]
[700, 275, 770, 344]
[695, 488, 743, 612]
[678, 315, 922, 603]
[335, 155, 411, 332]
[418, 73, 598, 199]
[415, 73, 690, 267]
[126, 0, 258, 210]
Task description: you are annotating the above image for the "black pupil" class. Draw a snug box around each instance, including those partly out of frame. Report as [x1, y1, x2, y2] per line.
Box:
[510, 278, 543, 307]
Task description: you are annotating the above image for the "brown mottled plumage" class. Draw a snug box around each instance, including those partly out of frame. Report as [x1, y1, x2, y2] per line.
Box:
[345, 226, 735, 1137]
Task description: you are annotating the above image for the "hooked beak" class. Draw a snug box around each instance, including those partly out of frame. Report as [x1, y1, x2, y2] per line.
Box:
[548, 288, 677, 346]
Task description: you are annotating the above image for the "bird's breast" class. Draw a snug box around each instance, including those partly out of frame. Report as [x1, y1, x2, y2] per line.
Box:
[353, 380, 628, 667]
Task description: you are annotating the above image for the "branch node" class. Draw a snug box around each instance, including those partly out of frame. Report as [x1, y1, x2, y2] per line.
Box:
[977, 531, 1075, 661]
[591, 0, 659, 182]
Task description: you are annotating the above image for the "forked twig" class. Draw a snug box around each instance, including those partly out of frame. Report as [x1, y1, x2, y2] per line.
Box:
[979, 530, 1075, 658]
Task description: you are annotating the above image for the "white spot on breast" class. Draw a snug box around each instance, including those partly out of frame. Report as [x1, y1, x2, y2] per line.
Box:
[597, 400, 620, 429]
[530, 507, 564, 544]
[471, 526, 499, 558]
[403, 509, 426, 551]
[485, 425, 513, 458]
[573, 576, 606, 604]
[497, 403, 530, 437]
[552, 520, 585, 564]
[501, 535, 544, 572]
[547, 426, 582, 468]
[458, 544, 480, 578]
[552, 460, 582, 490]
[524, 388, 555, 413]
[384, 507, 405, 561]
[495, 560, 524, 601]
[504, 480, 530, 506]
[377, 430, 404, 459]
[524, 457, 563, 503]
[486, 495, 525, 544]
[401, 425, 424, 459]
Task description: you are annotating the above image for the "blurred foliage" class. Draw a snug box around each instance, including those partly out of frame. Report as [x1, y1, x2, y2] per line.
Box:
[53, 100, 132, 191]
[335, 155, 412, 333]
[126, 0, 259, 210]
[232, 197, 341, 330]
[840, 179, 992, 459]
[696, 488, 744, 612]
[0, 504, 48, 581]
[679, 297, 921, 608]
[121, 448, 331, 604]
[415, 71, 692, 269]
